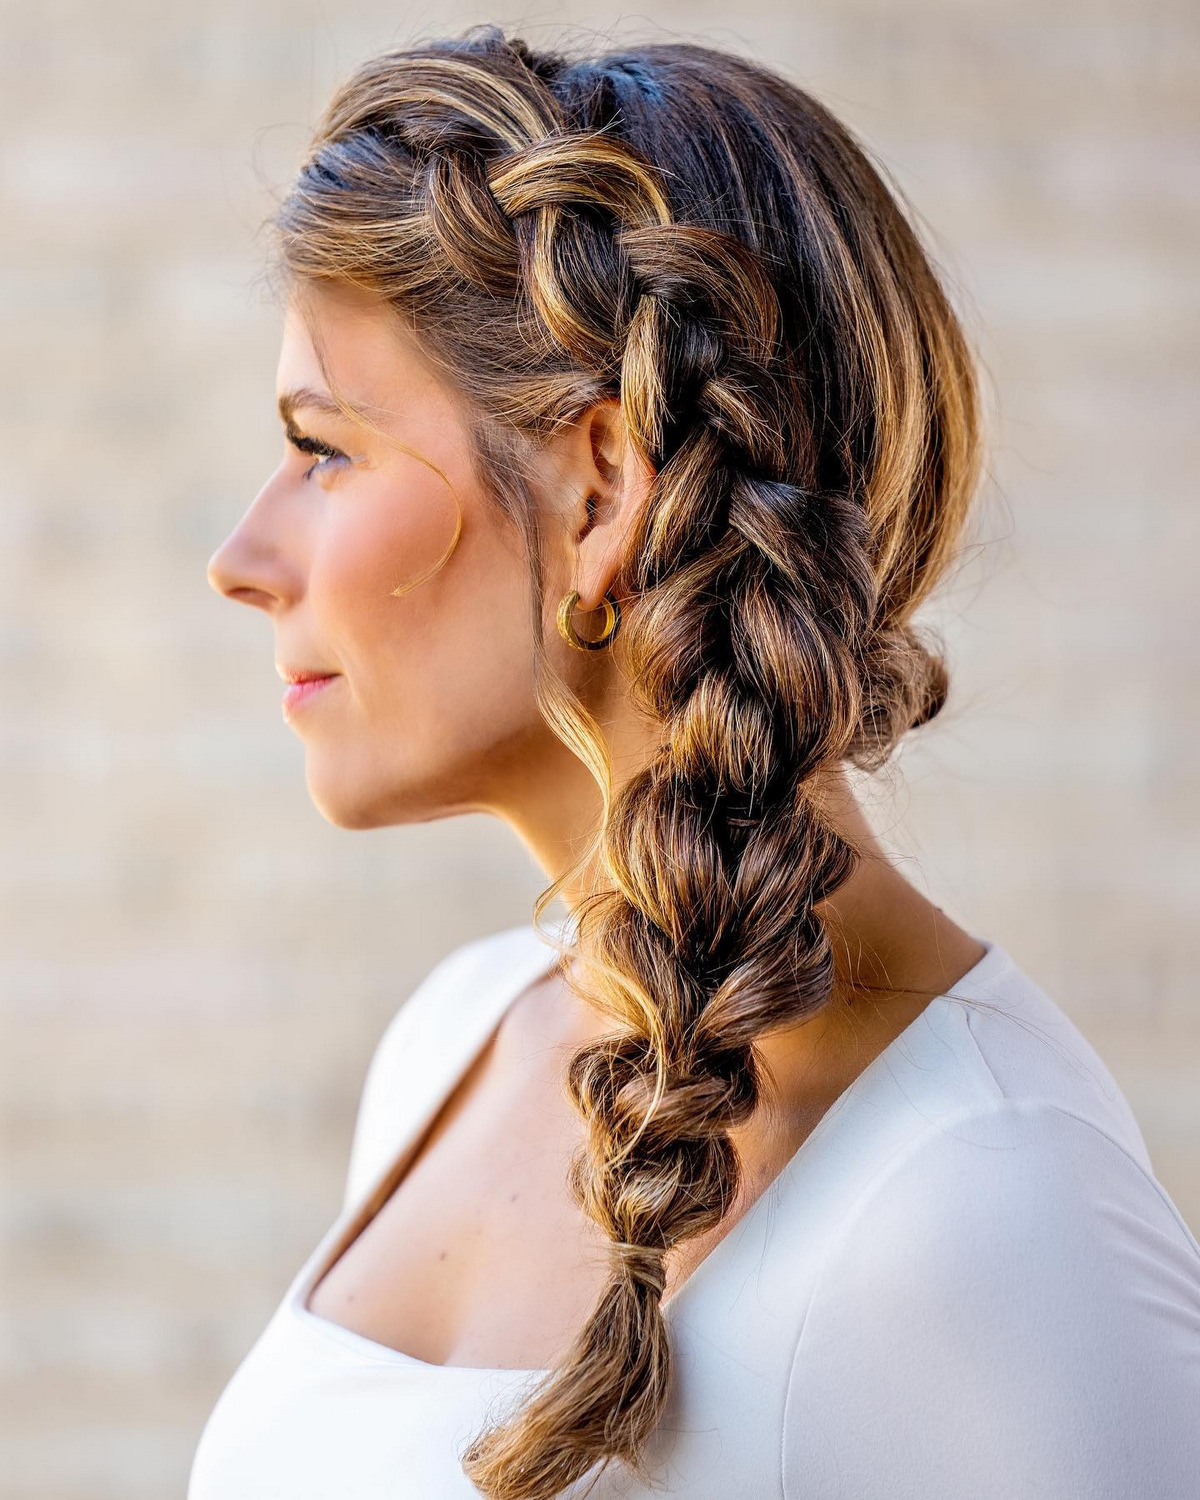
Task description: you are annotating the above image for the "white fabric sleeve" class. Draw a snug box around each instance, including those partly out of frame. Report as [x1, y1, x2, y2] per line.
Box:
[782, 1099, 1200, 1500]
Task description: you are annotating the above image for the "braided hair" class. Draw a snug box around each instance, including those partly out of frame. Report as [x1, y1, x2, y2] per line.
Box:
[269, 24, 985, 1498]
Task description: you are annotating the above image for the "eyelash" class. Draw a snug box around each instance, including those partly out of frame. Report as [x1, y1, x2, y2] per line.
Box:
[286, 427, 346, 480]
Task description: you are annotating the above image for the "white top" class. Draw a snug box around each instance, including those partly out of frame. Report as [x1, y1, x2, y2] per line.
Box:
[189, 920, 1200, 1499]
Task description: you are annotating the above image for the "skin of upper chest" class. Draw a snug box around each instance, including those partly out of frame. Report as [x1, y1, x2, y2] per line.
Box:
[306, 978, 625, 1370]
[304, 932, 976, 1371]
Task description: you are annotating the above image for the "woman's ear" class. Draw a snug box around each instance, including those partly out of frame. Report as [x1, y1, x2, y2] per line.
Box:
[572, 399, 656, 610]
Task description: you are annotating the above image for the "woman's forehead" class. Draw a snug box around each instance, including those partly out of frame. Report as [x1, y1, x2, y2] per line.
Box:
[277, 286, 454, 428]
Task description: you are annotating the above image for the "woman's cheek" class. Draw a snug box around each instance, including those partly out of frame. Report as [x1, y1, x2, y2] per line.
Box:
[317, 472, 463, 637]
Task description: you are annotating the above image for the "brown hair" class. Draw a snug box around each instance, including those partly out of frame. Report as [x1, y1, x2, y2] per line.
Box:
[266, 24, 986, 1498]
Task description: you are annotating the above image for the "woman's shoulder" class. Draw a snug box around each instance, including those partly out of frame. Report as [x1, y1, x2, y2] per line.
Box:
[366, 921, 551, 1051]
[839, 942, 1196, 1253]
[715, 943, 1194, 1348]
[776, 949, 1200, 1498]
[780, 1084, 1200, 1490]
[340, 921, 557, 1212]
[770, 939, 1163, 1233]
[779, 1088, 1200, 1498]
[935, 942, 1155, 1169]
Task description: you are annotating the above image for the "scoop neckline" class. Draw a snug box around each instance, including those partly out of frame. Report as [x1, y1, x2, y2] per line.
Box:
[288, 920, 1013, 1377]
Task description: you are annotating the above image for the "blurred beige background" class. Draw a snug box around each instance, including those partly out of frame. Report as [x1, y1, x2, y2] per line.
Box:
[1, 1, 1196, 1495]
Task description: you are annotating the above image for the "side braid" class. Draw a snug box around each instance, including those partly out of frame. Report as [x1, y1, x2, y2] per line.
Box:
[269, 28, 986, 1498]
[433, 128, 879, 1500]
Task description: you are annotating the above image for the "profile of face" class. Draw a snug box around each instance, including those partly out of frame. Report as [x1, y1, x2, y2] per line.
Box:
[207, 280, 648, 835]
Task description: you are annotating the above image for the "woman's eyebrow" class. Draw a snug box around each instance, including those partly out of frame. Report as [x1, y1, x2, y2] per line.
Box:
[276, 386, 348, 426]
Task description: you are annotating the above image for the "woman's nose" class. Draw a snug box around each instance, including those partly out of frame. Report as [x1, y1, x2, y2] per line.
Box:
[207, 479, 300, 612]
[207, 528, 281, 611]
[207, 551, 276, 609]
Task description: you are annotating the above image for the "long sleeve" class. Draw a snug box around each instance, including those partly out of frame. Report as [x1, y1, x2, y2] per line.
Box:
[782, 1099, 1200, 1500]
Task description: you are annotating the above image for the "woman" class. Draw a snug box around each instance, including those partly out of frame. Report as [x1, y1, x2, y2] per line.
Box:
[192, 25, 1200, 1500]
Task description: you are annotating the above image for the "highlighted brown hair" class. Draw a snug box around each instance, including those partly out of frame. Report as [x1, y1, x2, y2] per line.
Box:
[268, 24, 985, 1498]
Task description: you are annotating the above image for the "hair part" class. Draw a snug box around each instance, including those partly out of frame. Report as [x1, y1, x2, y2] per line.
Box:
[266, 24, 986, 1498]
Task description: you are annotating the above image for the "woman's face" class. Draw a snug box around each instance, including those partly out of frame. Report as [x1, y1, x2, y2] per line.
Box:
[207, 280, 579, 831]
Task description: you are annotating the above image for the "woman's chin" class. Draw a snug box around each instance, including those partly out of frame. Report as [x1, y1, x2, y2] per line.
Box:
[302, 760, 434, 831]
[302, 764, 388, 830]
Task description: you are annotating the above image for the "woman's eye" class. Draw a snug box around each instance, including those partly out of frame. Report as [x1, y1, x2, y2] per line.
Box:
[304, 449, 341, 479]
[285, 427, 346, 480]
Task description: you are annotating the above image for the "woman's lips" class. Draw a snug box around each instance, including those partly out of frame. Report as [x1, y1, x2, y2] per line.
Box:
[282, 674, 339, 715]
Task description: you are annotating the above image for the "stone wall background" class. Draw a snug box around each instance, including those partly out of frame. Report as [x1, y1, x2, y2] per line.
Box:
[1, 2, 1196, 1494]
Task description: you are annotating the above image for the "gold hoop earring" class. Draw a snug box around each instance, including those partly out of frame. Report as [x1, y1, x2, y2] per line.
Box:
[556, 590, 621, 652]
